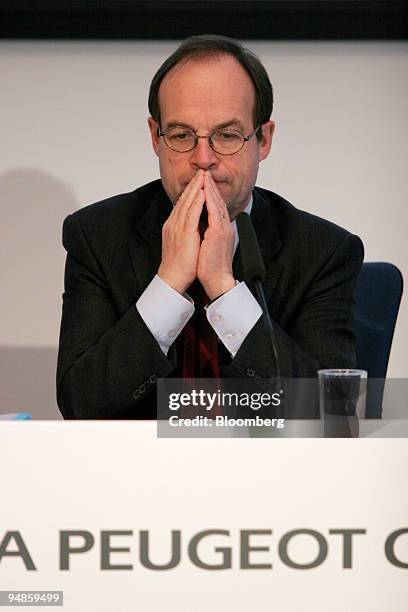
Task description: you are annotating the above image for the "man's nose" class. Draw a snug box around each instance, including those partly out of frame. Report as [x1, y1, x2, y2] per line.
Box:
[189, 137, 218, 170]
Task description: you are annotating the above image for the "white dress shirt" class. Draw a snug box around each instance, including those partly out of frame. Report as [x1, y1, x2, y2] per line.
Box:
[136, 196, 262, 358]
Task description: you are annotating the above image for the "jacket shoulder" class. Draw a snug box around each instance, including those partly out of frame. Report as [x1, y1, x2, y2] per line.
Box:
[66, 179, 164, 228]
[255, 186, 363, 248]
[61, 179, 169, 267]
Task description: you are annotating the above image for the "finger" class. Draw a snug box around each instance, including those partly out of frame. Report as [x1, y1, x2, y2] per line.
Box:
[204, 172, 228, 227]
[184, 188, 205, 232]
[173, 170, 205, 227]
[208, 172, 230, 217]
[175, 169, 204, 211]
[204, 172, 221, 228]
[206, 172, 229, 221]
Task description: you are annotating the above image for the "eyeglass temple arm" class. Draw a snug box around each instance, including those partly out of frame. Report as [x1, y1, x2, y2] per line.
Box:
[244, 125, 261, 141]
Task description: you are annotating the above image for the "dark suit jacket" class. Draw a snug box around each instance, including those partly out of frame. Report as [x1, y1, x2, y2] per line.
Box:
[56, 180, 364, 419]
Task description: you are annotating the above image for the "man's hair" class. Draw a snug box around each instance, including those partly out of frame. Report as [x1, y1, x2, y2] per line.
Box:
[148, 34, 273, 140]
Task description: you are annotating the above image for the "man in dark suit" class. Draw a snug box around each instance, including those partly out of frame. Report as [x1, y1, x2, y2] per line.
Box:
[57, 35, 364, 419]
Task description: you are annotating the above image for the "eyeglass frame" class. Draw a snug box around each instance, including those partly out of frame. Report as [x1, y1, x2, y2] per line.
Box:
[157, 124, 261, 156]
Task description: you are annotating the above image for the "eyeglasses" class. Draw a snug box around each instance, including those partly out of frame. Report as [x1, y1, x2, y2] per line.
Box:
[157, 125, 261, 155]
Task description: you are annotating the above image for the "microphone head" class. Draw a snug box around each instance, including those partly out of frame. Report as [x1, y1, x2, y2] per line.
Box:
[236, 212, 266, 283]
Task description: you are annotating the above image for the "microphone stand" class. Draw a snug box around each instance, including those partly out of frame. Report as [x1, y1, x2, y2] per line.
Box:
[236, 213, 285, 407]
[253, 281, 284, 397]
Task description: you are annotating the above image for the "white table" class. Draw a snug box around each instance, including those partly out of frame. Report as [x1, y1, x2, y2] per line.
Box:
[0, 422, 407, 611]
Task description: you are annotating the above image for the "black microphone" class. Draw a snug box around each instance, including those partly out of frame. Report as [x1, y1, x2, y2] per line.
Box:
[236, 212, 283, 396]
[235, 211, 266, 283]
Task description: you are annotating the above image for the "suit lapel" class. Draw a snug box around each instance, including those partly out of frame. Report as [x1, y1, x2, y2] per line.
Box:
[128, 184, 172, 293]
[233, 187, 283, 304]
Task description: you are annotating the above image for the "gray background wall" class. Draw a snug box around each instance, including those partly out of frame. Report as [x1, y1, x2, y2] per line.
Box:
[1, 41, 407, 418]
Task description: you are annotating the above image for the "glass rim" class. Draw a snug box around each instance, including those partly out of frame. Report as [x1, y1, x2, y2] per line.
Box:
[163, 133, 244, 154]
[158, 124, 260, 155]
[317, 368, 368, 378]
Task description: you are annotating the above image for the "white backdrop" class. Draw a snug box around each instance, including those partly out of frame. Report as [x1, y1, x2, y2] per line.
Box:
[1, 41, 407, 417]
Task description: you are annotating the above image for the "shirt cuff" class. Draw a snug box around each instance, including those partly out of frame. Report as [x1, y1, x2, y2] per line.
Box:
[136, 275, 194, 356]
[206, 282, 263, 357]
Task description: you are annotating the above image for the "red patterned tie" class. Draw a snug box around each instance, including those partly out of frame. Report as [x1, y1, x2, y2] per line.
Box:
[180, 280, 222, 418]
[182, 280, 221, 379]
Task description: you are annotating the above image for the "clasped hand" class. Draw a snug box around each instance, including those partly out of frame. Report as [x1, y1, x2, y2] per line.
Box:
[158, 169, 235, 301]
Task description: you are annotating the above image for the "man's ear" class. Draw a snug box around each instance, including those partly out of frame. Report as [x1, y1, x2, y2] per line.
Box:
[148, 117, 160, 157]
[258, 120, 275, 162]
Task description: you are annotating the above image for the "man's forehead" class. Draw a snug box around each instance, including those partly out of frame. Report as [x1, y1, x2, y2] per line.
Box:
[158, 55, 255, 125]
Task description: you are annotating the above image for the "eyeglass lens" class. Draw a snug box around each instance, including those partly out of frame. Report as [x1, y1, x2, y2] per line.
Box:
[164, 127, 244, 154]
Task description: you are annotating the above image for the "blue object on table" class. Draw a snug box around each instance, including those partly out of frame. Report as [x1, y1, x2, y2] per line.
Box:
[0, 413, 33, 420]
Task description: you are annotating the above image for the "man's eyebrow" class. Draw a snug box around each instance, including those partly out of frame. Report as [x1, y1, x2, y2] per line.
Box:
[165, 119, 246, 131]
